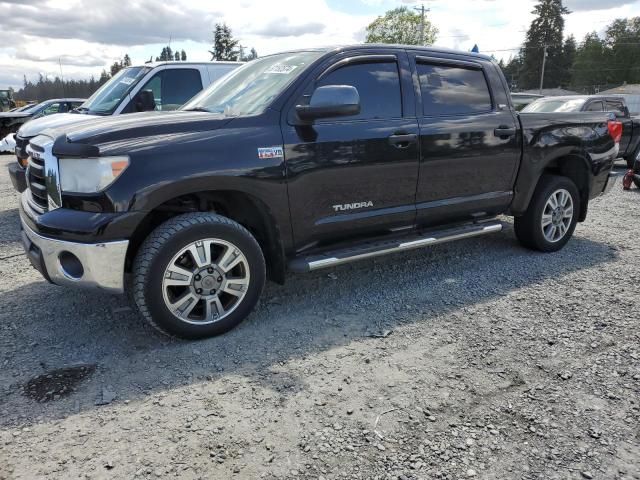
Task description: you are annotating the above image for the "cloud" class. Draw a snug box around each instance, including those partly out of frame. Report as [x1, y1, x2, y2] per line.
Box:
[0, 0, 221, 47]
[15, 48, 105, 67]
[564, 0, 637, 12]
[250, 18, 326, 37]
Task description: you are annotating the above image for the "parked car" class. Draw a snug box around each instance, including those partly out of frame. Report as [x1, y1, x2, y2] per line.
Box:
[8, 61, 240, 192]
[0, 98, 85, 139]
[523, 95, 640, 168]
[17, 45, 620, 339]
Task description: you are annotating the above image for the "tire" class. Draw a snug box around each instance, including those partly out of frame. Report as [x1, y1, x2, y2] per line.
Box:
[132, 212, 266, 339]
[514, 174, 580, 253]
[634, 176, 640, 189]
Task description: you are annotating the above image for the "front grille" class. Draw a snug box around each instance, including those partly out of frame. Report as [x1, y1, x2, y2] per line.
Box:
[27, 144, 48, 213]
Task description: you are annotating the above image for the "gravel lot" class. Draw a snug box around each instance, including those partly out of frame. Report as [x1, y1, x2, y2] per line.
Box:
[0, 153, 638, 480]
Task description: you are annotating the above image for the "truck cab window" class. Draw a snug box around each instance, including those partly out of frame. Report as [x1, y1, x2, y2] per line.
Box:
[135, 69, 203, 111]
[417, 63, 492, 116]
[586, 101, 604, 112]
[605, 100, 625, 115]
[316, 61, 402, 120]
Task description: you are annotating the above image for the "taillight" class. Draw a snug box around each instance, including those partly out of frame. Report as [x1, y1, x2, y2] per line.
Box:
[608, 120, 623, 143]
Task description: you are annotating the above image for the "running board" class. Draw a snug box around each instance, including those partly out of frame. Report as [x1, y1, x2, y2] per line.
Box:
[288, 221, 506, 273]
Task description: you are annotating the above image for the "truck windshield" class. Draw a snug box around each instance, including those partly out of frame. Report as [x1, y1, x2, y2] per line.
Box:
[182, 51, 324, 117]
[81, 66, 151, 115]
[522, 98, 586, 113]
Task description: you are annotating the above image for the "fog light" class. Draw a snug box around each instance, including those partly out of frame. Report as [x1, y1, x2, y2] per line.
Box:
[58, 251, 84, 279]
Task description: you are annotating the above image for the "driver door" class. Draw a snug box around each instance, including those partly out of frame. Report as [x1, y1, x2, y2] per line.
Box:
[282, 51, 420, 250]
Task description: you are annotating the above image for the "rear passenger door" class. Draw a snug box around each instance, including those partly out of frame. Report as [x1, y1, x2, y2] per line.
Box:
[283, 51, 420, 249]
[411, 54, 520, 228]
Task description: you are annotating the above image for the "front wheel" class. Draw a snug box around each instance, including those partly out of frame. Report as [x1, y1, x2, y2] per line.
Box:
[514, 175, 580, 252]
[132, 213, 266, 339]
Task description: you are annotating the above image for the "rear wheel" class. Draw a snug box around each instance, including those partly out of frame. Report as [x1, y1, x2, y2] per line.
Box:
[133, 212, 266, 339]
[514, 175, 580, 252]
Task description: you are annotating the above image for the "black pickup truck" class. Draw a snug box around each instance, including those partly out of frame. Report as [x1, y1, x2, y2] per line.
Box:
[18, 45, 620, 339]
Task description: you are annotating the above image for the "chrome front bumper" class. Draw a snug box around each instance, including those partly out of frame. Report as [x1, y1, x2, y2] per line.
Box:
[21, 218, 129, 294]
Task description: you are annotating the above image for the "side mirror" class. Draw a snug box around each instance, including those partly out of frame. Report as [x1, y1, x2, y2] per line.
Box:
[135, 89, 156, 112]
[296, 85, 360, 122]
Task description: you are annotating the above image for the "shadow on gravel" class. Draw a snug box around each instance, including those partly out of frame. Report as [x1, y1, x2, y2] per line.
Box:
[0, 228, 619, 427]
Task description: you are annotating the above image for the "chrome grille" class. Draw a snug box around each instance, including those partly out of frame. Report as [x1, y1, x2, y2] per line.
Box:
[25, 138, 60, 214]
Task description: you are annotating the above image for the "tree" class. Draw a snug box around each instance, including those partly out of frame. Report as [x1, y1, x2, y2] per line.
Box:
[123, 54, 132, 67]
[559, 35, 576, 87]
[209, 23, 239, 61]
[571, 32, 611, 90]
[365, 6, 437, 45]
[248, 48, 258, 61]
[174, 51, 180, 61]
[518, 0, 570, 90]
[181, 49, 187, 61]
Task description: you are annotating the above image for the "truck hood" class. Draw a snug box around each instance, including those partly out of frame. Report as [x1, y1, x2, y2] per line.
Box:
[0, 112, 31, 120]
[44, 111, 232, 155]
[18, 113, 95, 138]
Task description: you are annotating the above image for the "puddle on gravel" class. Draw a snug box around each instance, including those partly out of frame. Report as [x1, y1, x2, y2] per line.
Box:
[22, 364, 96, 402]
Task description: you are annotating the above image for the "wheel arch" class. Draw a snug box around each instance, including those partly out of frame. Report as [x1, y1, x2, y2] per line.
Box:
[125, 189, 287, 284]
[512, 152, 592, 222]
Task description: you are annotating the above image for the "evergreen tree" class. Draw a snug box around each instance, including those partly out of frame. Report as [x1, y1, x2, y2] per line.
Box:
[248, 48, 258, 60]
[571, 32, 611, 91]
[559, 35, 576, 87]
[175, 51, 180, 61]
[519, 0, 570, 90]
[181, 49, 187, 61]
[123, 54, 132, 67]
[209, 23, 239, 61]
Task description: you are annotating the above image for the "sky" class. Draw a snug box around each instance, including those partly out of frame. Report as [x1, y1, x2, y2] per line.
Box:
[1, 0, 640, 90]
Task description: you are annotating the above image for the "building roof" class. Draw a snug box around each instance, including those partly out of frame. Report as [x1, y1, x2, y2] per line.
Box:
[600, 84, 640, 95]
[520, 88, 580, 97]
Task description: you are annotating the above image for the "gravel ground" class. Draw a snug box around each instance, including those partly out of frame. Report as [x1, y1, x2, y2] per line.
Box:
[0, 153, 639, 480]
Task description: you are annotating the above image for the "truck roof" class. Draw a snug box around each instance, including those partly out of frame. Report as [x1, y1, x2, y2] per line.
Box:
[259, 44, 494, 61]
[138, 61, 242, 68]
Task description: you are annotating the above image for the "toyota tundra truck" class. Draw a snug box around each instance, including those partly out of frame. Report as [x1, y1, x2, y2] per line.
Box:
[17, 45, 620, 339]
[8, 61, 240, 192]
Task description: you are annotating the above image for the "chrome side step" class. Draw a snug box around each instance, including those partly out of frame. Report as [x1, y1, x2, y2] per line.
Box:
[288, 221, 506, 273]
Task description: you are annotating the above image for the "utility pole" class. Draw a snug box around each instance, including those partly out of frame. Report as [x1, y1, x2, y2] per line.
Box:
[413, 4, 430, 45]
[539, 45, 548, 95]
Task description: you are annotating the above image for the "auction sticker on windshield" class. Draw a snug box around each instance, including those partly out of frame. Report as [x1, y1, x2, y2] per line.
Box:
[264, 64, 298, 74]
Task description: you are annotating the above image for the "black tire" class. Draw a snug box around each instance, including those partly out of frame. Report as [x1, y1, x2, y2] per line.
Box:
[514, 174, 580, 253]
[132, 212, 266, 339]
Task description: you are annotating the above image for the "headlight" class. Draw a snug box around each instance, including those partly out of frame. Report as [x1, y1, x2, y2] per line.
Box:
[59, 156, 129, 193]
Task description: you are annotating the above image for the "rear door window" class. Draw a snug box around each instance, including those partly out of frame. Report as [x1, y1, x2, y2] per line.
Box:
[416, 62, 492, 116]
[316, 60, 402, 120]
[605, 100, 625, 115]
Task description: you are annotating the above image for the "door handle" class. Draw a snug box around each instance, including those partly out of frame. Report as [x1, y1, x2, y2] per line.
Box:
[494, 126, 516, 138]
[388, 133, 417, 149]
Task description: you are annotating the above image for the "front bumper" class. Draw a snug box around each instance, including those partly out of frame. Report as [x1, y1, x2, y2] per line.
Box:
[8, 162, 27, 193]
[20, 211, 129, 294]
